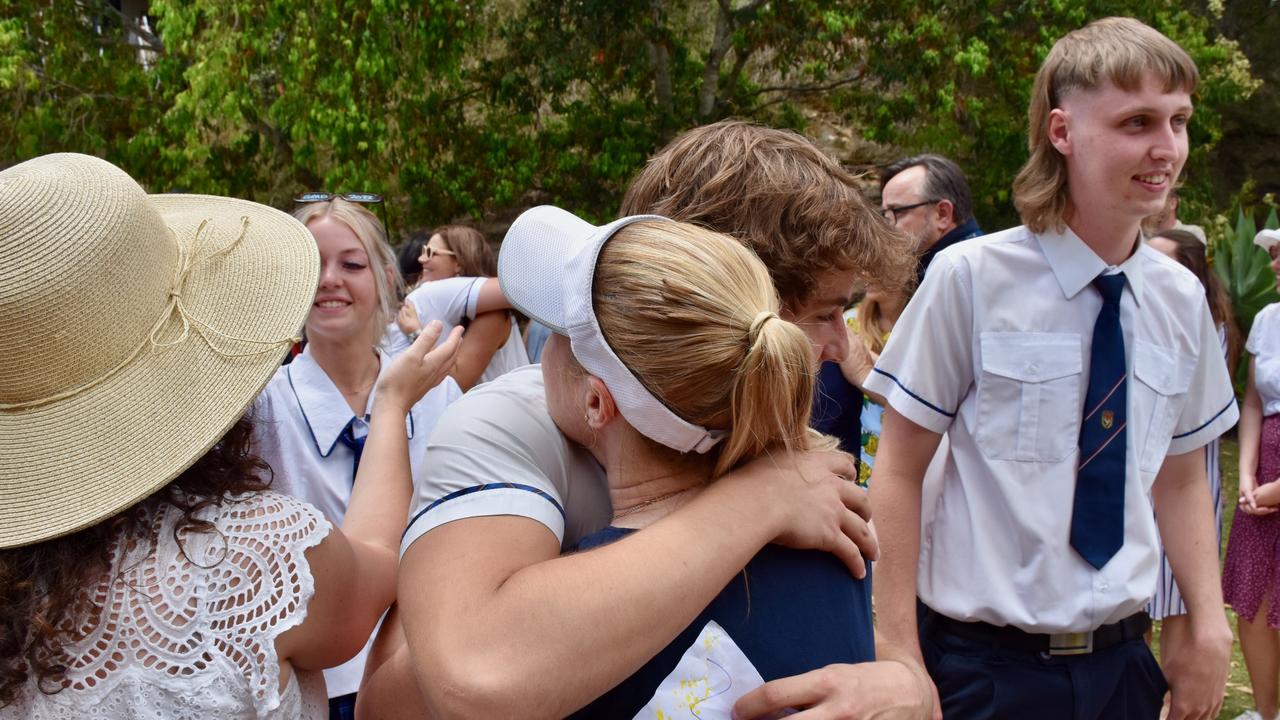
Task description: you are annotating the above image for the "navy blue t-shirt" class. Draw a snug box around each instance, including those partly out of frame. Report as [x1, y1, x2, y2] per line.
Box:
[567, 527, 875, 719]
[812, 360, 862, 456]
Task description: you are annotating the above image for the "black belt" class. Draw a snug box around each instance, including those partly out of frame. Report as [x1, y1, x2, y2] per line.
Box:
[924, 608, 1151, 656]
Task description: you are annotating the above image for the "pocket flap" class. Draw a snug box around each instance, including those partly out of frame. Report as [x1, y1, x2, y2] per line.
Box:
[980, 332, 1082, 382]
[1133, 340, 1193, 396]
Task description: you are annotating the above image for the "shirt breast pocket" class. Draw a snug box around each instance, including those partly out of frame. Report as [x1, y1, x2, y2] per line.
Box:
[1133, 341, 1194, 475]
[977, 332, 1083, 462]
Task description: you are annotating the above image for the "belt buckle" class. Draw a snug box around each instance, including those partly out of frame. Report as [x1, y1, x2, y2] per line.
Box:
[1048, 631, 1093, 656]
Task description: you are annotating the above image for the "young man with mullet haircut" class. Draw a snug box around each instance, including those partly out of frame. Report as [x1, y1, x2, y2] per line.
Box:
[869, 17, 1236, 720]
[358, 120, 929, 719]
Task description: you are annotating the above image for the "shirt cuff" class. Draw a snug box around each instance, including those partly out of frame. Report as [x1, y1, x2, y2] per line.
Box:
[1167, 398, 1239, 456]
[400, 485, 566, 557]
[864, 368, 955, 434]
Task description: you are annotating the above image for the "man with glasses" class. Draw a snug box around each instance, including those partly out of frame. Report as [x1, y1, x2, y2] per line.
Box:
[879, 154, 982, 285]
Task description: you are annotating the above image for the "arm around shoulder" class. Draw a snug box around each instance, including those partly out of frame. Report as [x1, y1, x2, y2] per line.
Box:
[388, 448, 874, 719]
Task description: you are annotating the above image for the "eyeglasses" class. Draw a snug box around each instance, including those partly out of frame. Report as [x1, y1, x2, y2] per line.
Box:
[881, 200, 939, 223]
[294, 191, 393, 241]
[422, 246, 456, 260]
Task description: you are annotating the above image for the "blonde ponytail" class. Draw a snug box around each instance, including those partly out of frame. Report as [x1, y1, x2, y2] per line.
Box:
[592, 221, 831, 478]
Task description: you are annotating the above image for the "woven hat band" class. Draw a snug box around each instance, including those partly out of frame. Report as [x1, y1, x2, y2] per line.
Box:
[0, 157, 179, 406]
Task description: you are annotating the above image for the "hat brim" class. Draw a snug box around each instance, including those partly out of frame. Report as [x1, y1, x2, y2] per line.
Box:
[0, 195, 318, 548]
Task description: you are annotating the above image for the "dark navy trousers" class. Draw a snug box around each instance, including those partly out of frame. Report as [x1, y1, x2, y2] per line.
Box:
[921, 616, 1167, 719]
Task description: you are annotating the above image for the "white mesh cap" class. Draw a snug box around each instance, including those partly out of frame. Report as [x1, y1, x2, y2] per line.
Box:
[498, 205, 726, 454]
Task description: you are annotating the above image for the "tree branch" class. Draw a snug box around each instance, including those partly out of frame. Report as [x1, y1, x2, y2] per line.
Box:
[750, 69, 868, 110]
[699, 2, 736, 118]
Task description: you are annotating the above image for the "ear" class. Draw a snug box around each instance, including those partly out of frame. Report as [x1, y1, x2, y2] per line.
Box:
[1048, 108, 1072, 156]
[584, 375, 618, 430]
[933, 198, 955, 229]
[385, 265, 396, 288]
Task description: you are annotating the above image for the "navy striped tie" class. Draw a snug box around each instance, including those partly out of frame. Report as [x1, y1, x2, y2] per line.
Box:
[1071, 272, 1127, 570]
[338, 419, 366, 484]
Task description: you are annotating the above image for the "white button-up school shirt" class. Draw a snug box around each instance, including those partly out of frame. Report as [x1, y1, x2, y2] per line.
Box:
[252, 345, 462, 697]
[865, 225, 1238, 634]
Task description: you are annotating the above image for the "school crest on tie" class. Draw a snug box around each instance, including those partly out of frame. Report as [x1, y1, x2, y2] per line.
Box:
[1101, 410, 1114, 429]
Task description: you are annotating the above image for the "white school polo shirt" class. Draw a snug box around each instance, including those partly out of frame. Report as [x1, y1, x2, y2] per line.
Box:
[400, 364, 612, 557]
[252, 345, 462, 698]
[865, 224, 1238, 634]
[1248, 303, 1280, 416]
[385, 276, 531, 384]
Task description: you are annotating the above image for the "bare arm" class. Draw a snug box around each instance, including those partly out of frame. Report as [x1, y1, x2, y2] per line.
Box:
[357, 605, 427, 720]
[371, 450, 872, 719]
[1239, 359, 1267, 511]
[868, 409, 943, 667]
[449, 311, 511, 391]
[733, 633, 933, 720]
[277, 323, 463, 670]
[1153, 447, 1233, 720]
[473, 277, 511, 315]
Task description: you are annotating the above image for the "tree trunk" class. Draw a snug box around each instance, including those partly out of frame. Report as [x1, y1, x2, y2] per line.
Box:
[648, 0, 674, 139]
[698, 2, 735, 120]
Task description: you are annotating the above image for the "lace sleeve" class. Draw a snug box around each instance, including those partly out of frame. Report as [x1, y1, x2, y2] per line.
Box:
[203, 491, 332, 716]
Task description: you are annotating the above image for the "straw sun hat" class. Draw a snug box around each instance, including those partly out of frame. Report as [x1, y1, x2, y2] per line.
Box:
[0, 153, 318, 548]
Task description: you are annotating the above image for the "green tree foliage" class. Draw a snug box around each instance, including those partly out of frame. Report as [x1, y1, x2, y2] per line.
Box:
[822, 1, 1261, 228]
[0, 0, 1261, 236]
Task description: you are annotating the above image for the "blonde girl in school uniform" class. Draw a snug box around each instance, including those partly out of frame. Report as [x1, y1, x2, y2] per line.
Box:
[252, 197, 463, 719]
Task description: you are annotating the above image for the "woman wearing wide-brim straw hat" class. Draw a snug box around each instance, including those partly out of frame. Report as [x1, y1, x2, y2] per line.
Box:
[0, 153, 462, 719]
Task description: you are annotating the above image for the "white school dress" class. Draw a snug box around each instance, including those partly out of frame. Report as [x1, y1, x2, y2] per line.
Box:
[252, 345, 462, 699]
[386, 276, 530, 384]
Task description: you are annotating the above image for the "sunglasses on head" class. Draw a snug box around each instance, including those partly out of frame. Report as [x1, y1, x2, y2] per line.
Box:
[294, 191, 383, 205]
[294, 191, 393, 241]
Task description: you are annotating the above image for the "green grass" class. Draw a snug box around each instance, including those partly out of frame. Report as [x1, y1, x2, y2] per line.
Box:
[1150, 435, 1254, 718]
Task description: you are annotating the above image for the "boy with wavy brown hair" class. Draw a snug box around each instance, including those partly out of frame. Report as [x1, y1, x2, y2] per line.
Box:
[360, 119, 928, 719]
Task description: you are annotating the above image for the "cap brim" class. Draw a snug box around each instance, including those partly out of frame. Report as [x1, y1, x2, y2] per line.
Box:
[0, 195, 318, 548]
[498, 206, 599, 334]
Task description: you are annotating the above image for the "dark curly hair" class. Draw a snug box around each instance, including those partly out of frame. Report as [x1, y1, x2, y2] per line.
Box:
[0, 416, 271, 707]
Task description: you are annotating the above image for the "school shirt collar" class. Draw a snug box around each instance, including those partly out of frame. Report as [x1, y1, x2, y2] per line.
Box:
[1035, 224, 1147, 307]
[286, 344, 414, 457]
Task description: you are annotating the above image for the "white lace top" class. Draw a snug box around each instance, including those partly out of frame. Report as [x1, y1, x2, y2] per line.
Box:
[2, 491, 332, 720]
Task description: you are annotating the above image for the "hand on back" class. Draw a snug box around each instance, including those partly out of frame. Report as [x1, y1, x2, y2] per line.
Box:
[729, 448, 877, 578]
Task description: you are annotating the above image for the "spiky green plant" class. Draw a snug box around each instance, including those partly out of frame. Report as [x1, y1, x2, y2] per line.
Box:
[1211, 205, 1280, 386]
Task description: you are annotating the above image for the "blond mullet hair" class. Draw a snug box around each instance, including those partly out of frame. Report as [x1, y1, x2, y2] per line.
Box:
[1013, 17, 1199, 233]
[293, 198, 403, 348]
[593, 221, 836, 478]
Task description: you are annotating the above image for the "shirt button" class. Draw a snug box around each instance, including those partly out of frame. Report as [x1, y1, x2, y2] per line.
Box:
[1027, 363, 1040, 374]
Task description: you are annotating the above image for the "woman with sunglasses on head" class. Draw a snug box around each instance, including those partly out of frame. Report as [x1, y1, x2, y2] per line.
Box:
[0, 154, 462, 719]
[251, 196, 465, 719]
[490, 207, 879, 717]
[390, 224, 530, 391]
